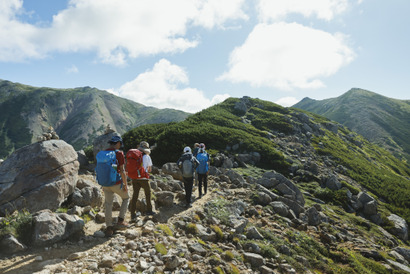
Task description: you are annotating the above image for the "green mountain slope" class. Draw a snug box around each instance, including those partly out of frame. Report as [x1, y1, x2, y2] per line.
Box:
[0, 80, 189, 158]
[293, 88, 410, 163]
[123, 96, 410, 224]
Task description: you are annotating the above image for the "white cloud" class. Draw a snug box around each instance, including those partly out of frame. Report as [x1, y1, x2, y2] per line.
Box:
[192, 0, 248, 29]
[257, 0, 349, 22]
[218, 22, 355, 90]
[275, 97, 300, 107]
[117, 59, 230, 113]
[0, 0, 248, 65]
[66, 64, 79, 74]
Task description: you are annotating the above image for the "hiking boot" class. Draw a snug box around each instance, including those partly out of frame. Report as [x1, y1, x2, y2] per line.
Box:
[105, 226, 114, 237]
[145, 210, 156, 216]
[115, 218, 129, 230]
[186, 203, 192, 208]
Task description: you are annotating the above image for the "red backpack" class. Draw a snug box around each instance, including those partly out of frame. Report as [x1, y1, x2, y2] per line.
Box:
[126, 149, 148, 179]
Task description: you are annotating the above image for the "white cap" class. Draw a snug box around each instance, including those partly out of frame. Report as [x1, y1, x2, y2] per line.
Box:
[184, 146, 192, 154]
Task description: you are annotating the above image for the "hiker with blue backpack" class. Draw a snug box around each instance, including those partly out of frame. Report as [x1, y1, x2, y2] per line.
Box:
[95, 135, 129, 237]
[196, 143, 210, 198]
[177, 146, 199, 208]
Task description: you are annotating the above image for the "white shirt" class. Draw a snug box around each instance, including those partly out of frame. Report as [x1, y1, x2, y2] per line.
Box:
[143, 154, 153, 173]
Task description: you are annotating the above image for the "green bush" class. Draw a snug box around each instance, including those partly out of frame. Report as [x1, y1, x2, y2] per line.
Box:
[0, 209, 33, 244]
[122, 97, 291, 174]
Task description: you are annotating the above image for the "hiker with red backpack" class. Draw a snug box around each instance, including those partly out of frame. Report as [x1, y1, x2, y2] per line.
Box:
[95, 135, 129, 237]
[177, 146, 200, 208]
[127, 141, 155, 221]
[196, 143, 210, 198]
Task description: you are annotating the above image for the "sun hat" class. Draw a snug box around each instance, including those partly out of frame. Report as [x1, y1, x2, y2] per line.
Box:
[138, 141, 151, 154]
[184, 146, 192, 154]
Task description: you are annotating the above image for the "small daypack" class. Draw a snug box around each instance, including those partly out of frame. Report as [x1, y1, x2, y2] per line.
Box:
[181, 158, 194, 178]
[126, 149, 148, 179]
[96, 150, 120, 186]
[196, 152, 209, 174]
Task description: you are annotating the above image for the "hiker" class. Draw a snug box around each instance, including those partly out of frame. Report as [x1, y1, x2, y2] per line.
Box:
[193, 143, 200, 157]
[177, 146, 199, 208]
[192, 143, 200, 186]
[127, 141, 155, 221]
[98, 135, 129, 237]
[196, 143, 210, 198]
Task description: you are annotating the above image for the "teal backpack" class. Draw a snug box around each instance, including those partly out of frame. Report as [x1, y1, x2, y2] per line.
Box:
[96, 150, 121, 186]
[196, 152, 209, 174]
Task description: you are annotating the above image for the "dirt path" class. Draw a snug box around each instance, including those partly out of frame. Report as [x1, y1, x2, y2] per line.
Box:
[0, 179, 217, 274]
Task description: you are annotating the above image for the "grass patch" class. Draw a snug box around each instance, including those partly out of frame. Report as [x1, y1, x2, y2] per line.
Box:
[156, 224, 173, 236]
[0, 209, 33, 244]
[155, 242, 168, 255]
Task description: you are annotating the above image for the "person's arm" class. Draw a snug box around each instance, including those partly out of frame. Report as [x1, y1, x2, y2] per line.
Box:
[119, 164, 128, 191]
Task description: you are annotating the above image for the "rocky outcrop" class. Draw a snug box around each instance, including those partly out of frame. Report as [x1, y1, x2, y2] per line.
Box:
[0, 140, 79, 216]
[31, 210, 84, 246]
[387, 214, 409, 241]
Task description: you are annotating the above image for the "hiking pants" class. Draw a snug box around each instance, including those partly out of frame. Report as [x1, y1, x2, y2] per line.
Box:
[183, 177, 194, 204]
[130, 179, 152, 214]
[198, 173, 208, 196]
[103, 184, 129, 227]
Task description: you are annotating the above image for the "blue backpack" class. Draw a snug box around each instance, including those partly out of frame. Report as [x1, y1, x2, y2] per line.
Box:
[96, 150, 121, 186]
[196, 152, 209, 174]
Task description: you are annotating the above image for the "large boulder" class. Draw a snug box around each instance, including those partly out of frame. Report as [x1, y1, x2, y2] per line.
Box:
[161, 163, 182, 181]
[0, 140, 79, 216]
[31, 210, 84, 246]
[387, 214, 408, 241]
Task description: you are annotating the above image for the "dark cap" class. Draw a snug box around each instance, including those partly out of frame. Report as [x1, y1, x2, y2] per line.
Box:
[108, 135, 123, 144]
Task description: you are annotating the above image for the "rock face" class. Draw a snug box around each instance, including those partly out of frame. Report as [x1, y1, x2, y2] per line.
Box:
[387, 214, 409, 241]
[0, 140, 79, 216]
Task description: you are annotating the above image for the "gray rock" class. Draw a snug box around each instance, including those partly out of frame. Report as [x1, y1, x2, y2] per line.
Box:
[386, 259, 410, 273]
[275, 182, 296, 199]
[363, 200, 378, 216]
[388, 251, 408, 265]
[161, 162, 183, 181]
[164, 255, 181, 270]
[222, 158, 233, 169]
[270, 201, 289, 217]
[155, 191, 174, 208]
[276, 196, 305, 217]
[357, 192, 375, 205]
[387, 214, 408, 241]
[243, 252, 265, 267]
[0, 140, 79, 216]
[196, 224, 217, 242]
[32, 210, 84, 246]
[254, 192, 272, 206]
[394, 247, 410, 262]
[306, 206, 321, 226]
[246, 226, 264, 240]
[325, 174, 341, 190]
[71, 186, 103, 208]
[76, 150, 89, 169]
[0, 234, 27, 254]
[188, 243, 207, 256]
[230, 217, 248, 234]
[99, 255, 116, 268]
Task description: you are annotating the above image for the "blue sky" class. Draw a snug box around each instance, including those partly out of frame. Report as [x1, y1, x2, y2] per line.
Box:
[0, 0, 409, 113]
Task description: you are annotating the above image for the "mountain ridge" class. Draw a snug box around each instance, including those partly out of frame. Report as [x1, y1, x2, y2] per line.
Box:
[293, 88, 410, 163]
[0, 80, 190, 158]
